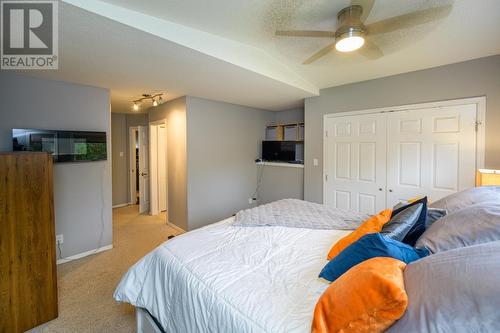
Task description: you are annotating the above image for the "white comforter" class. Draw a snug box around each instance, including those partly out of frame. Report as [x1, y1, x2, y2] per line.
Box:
[114, 217, 350, 333]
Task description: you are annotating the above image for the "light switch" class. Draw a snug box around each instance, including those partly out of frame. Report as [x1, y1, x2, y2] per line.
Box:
[313, 158, 318, 166]
[119, 152, 124, 157]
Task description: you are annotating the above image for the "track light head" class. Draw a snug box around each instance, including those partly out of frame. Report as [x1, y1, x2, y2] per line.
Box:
[153, 98, 158, 107]
[133, 102, 139, 111]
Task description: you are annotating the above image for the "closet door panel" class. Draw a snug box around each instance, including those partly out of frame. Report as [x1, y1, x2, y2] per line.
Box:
[387, 104, 477, 205]
[325, 113, 387, 214]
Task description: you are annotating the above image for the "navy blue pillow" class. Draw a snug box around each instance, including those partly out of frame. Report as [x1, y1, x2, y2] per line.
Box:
[392, 197, 428, 246]
[319, 233, 429, 283]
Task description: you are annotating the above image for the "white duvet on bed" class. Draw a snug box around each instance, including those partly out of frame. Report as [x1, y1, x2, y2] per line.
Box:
[114, 217, 350, 333]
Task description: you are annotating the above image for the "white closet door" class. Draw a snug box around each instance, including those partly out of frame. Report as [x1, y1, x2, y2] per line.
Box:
[325, 113, 387, 214]
[386, 104, 477, 206]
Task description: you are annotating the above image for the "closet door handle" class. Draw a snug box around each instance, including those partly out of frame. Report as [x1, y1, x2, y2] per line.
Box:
[389, 189, 393, 192]
[378, 188, 383, 191]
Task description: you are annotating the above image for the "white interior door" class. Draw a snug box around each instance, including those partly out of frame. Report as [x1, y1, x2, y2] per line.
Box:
[386, 104, 477, 205]
[138, 125, 150, 214]
[158, 125, 167, 212]
[325, 113, 387, 214]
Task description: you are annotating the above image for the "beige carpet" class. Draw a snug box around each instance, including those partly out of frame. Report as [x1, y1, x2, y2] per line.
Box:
[40, 205, 181, 333]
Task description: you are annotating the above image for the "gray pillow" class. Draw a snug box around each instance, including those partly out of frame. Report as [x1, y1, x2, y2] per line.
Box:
[416, 203, 500, 253]
[387, 241, 500, 333]
[381, 204, 423, 241]
[429, 186, 500, 213]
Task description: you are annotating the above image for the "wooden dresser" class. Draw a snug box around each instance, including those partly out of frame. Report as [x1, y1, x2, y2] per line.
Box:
[0, 152, 58, 333]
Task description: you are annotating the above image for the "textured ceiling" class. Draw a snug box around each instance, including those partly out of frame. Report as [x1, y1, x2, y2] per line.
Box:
[19, 0, 500, 112]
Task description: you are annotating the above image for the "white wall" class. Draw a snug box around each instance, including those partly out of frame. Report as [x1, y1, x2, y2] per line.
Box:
[0, 73, 112, 259]
[304, 54, 500, 204]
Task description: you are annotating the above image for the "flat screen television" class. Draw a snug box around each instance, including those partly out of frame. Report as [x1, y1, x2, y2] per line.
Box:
[12, 129, 107, 163]
[262, 141, 303, 163]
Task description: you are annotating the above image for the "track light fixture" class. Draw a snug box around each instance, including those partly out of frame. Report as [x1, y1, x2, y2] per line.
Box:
[132, 93, 165, 111]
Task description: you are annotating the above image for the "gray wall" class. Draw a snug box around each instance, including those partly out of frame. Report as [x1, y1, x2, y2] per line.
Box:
[256, 107, 305, 204]
[257, 165, 304, 204]
[0, 73, 112, 259]
[186, 96, 275, 230]
[111, 113, 127, 206]
[304, 54, 500, 203]
[149, 97, 188, 230]
[273, 107, 304, 124]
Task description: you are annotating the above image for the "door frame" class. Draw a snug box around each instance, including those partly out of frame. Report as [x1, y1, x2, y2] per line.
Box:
[149, 119, 168, 216]
[129, 126, 139, 205]
[322, 96, 486, 204]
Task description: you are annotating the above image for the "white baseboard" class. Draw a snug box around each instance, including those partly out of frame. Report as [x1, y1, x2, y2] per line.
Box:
[113, 203, 129, 208]
[57, 244, 113, 265]
[166, 221, 186, 233]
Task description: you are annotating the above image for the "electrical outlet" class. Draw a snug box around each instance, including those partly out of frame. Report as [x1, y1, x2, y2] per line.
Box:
[56, 234, 64, 244]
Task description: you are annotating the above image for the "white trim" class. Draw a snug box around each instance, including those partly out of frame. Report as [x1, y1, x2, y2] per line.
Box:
[322, 96, 487, 204]
[149, 119, 168, 216]
[323, 96, 486, 119]
[112, 203, 129, 209]
[57, 244, 113, 265]
[166, 221, 186, 233]
[256, 161, 304, 168]
[149, 124, 158, 216]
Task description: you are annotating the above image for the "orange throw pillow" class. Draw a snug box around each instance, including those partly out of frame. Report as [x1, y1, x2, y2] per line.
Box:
[327, 209, 392, 260]
[311, 257, 408, 333]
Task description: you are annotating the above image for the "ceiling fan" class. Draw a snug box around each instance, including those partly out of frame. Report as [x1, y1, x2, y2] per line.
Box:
[276, 0, 452, 64]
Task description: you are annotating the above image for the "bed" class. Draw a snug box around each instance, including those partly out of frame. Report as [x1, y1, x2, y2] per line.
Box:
[115, 188, 500, 333]
[114, 217, 350, 333]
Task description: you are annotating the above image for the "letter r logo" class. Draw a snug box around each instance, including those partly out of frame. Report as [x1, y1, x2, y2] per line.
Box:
[2, 1, 54, 55]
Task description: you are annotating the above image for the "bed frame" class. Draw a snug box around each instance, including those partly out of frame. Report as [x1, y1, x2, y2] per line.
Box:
[136, 308, 165, 333]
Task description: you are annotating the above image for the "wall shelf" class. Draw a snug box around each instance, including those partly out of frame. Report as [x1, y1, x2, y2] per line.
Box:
[265, 122, 304, 142]
[256, 161, 304, 168]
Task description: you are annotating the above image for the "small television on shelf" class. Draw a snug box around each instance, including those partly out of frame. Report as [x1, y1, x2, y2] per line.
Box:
[12, 129, 107, 163]
[262, 141, 303, 163]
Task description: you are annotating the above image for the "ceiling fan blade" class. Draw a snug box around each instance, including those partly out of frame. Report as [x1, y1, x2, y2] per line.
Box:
[358, 39, 383, 60]
[366, 5, 452, 35]
[275, 30, 335, 38]
[303, 43, 336, 64]
[351, 0, 374, 22]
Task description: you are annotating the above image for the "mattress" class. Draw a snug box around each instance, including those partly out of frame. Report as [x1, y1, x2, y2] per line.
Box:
[114, 217, 350, 333]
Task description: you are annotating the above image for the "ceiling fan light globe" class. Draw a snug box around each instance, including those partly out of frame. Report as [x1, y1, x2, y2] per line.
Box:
[335, 35, 365, 52]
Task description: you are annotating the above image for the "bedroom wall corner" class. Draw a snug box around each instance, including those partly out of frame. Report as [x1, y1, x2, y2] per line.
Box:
[185, 96, 275, 230]
[149, 97, 188, 231]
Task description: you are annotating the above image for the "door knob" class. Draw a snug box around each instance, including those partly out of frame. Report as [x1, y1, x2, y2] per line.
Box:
[389, 189, 393, 192]
[378, 188, 383, 191]
[141, 172, 148, 176]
